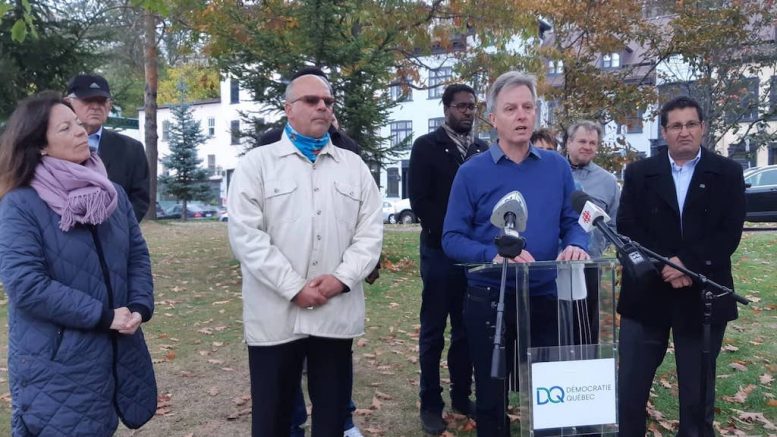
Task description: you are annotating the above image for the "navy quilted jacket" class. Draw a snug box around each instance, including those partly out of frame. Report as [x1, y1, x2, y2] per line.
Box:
[0, 186, 154, 437]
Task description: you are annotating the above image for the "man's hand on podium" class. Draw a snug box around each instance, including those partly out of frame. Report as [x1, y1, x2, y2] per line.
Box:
[493, 250, 535, 264]
[556, 245, 590, 261]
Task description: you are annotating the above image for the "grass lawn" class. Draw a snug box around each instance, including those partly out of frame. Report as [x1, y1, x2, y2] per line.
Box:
[0, 222, 775, 436]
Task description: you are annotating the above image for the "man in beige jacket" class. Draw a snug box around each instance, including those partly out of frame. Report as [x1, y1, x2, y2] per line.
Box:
[227, 74, 383, 437]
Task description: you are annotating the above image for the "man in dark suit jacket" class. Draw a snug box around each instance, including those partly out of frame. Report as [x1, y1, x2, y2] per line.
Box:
[408, 83, 487, 435]
[616, 96, 746, 437]
[65, 74, 150, 222]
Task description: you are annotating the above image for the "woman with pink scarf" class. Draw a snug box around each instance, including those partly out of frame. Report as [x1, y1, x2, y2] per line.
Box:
[0, 92, 156, 436]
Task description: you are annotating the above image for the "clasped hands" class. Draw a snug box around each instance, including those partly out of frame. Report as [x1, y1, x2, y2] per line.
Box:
[110, 307, 143, 335]
[492, 245, 590, 264]
[662, 256, 693, 289]
[292, 274, 346, 309]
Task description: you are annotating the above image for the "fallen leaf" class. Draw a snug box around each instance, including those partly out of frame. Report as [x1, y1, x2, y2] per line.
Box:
[722, 384, 756, 404]
[165, 350, 176, 361]
[729, 362, 748, 372]
[208, 387, 219, 396]
[375, 390, 392, 400]
[760, 373, 774, 385]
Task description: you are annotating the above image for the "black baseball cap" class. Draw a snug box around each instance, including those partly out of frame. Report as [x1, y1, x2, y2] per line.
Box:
[66, 74, 112, 99]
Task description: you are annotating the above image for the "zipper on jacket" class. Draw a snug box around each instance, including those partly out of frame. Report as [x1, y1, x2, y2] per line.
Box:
[89, 225, 124, 417]
[50, 327, 64, 360]
[89, 225, 115, 310]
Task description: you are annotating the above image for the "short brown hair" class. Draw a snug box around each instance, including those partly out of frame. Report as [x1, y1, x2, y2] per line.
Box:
[531, 128, 558, 149]
[0, 91, 69, 197]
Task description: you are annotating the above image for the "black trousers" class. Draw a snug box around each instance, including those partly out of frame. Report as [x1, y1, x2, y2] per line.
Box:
[418, 241, 473, 412]
[248, 337, 353, 437]
[463, 285, 560, 437]
[618, 316, 726, 437]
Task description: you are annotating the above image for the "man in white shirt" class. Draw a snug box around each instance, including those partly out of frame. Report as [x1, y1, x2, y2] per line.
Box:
[227, 74, 382, 436]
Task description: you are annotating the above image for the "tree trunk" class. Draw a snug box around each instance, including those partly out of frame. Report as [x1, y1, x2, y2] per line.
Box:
[143, 11, 159, 220]
[182, 199, 188, 222]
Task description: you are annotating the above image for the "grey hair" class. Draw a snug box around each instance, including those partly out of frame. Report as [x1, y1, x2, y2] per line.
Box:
[566, 120, 603, 145]
[285, 74, 332, 101]
[486, 71, 537, 113]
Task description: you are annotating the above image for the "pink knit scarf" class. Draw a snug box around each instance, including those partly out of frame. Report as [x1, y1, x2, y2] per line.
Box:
[30, 153, 118, 231]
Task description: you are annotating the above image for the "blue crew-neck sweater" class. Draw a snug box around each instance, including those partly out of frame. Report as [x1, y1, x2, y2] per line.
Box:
[442, 144, 589, 295]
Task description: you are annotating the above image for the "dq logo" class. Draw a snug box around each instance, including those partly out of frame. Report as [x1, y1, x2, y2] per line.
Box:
[582, 210, 592, 224]
[536, 386, 565, 405]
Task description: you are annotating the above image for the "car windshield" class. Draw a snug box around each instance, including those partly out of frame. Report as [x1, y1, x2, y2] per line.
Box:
[746, 168, 777, 187]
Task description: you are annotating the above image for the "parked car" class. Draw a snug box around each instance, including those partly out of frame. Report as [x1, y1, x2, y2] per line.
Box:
[391, 198, 418, 224]
[382, 198, 399, 224]
[185, 202, 218, 218]
[218, 209, 228, 222]
[164, 203, 212, 219]
[744, 165, 777, 222]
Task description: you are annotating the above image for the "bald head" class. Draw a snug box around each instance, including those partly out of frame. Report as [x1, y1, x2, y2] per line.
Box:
[284, 75, 335, 138]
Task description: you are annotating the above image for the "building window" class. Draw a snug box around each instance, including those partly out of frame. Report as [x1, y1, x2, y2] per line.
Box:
[390, 121, 413, 147]
[428, 117, 445, 132]
[546, 101, 558, 127]
[386, 167, 400, 198]
[729, 77, 759, 123]
[623, 110, 644, 134]
[602, 53, 620, 69]
[230, 120, 240, 145]
[389, 84, 412, 102]
[428, 67, 452, 99]
[769, 76, 777, 118]
[549, 60, 564, 75]
[208, 117, 215, 137]
[207, 154, 216, 174]
[162, 120, 170, 142]
[230, 79, 239, 104]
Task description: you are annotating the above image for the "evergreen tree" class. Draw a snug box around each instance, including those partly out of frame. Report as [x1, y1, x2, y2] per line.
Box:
[158, 85, 210, 221]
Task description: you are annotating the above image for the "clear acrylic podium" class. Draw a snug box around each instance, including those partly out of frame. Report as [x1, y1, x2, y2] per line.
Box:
[466, 259, 619, 436]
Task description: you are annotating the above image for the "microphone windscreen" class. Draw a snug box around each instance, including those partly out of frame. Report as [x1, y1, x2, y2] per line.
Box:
[571, 190, 592, 214]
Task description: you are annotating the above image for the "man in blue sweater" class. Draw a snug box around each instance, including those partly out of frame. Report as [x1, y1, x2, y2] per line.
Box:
[442, 71, 589, 437]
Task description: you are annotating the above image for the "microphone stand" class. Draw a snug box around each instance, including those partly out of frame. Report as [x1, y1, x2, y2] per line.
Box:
[492, 213, 525, 436]
[614, 232, 749, 434]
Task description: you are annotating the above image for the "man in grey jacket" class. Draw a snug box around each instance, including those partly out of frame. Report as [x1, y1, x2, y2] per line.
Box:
[566, 120, 620, 258]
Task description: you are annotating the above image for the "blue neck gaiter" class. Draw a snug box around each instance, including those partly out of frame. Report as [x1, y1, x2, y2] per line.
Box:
[285, 123, 330, 162]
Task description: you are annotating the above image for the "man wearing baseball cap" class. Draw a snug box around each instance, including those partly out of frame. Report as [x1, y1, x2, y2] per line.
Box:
[65, 73, 150, 222]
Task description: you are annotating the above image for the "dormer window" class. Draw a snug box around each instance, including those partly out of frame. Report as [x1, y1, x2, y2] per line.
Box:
[602, 53, 621, 69]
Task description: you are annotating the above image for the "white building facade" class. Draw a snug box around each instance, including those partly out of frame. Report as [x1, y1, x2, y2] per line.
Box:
[138, 78, 278, 205]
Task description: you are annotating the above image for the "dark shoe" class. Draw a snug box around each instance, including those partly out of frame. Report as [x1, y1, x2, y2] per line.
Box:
[420, 409, 447, 435]
[451, 399, 477, 419]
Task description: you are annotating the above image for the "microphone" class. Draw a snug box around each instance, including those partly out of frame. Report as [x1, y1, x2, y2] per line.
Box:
[491, 191, 527, 258]
[571, 191, 657, 280]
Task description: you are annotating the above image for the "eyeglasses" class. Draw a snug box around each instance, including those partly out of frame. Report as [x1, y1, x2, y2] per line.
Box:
[666, 121, 701, 133]
[291, 95, 336, 108]
[449, 102, 477, 112]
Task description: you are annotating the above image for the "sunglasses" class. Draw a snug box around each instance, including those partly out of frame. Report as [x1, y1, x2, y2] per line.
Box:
[291, 95, 336, 108]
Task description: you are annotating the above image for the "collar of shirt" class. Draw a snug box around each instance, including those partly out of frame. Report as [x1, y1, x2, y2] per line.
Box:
[668, 147, 702, 215]
[668, 147, 702, 173]
[488, 142, 542, 164]
[88, 126, 104, 152]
